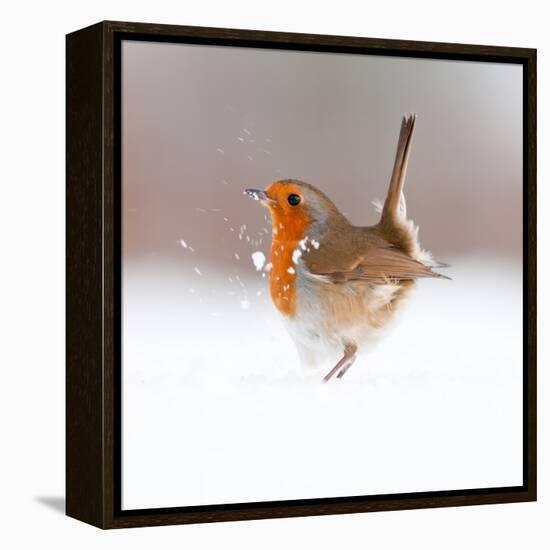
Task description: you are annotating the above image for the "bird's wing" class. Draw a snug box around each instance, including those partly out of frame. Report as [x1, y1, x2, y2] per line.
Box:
[304, 234, 448, 284]
[313, 249, 447, 284]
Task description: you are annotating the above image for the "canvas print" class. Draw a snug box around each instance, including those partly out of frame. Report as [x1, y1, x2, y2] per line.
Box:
[121, 40, 523, 510]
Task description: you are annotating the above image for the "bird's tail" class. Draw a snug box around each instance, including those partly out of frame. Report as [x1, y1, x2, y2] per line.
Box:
[378, 114, 449, 272]
[380, 113, 416, 228]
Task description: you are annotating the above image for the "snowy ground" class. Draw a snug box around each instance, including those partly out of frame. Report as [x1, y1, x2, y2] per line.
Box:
[121, 256, 523, 510]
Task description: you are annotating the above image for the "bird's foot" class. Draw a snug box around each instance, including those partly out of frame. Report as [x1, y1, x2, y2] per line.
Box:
[336, 356, 356, 379]
[322, 361, 347, 383]
[322, 344, 357, 382]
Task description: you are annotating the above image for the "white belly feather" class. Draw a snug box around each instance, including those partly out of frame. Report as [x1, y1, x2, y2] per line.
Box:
[281, 265, 414, 368]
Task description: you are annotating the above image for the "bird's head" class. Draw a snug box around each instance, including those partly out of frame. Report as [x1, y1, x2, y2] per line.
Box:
[244, 179, 347, 242]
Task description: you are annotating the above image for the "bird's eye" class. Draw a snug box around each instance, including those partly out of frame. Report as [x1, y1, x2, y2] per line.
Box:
[288, 194, 301, 206]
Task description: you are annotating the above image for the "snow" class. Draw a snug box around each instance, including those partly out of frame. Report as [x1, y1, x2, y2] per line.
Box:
[179, 239, 195, 252]
[251, 251, 266, 271]
[122, 256, 523, 510]
[292, 248, 302, 264]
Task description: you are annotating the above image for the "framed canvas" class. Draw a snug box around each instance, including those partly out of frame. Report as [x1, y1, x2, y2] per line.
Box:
[66, 20, 537, 529]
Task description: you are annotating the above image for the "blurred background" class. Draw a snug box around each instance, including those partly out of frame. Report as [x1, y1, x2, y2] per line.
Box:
[122, 41, 522, 265]
[121, 40, 523, 510]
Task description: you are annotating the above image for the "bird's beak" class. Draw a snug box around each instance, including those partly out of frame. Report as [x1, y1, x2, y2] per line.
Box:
[244, 188, 275, 204]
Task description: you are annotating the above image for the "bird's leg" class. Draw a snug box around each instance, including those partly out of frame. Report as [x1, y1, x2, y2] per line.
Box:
[336, 355, 357, 379]
[322, 343, 357, 383]
[322, 355, 350, 383]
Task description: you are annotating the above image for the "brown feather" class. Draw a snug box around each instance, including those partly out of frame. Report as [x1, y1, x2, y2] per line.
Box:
[304, 225, 447, 283]
[381, 113, 416, 228]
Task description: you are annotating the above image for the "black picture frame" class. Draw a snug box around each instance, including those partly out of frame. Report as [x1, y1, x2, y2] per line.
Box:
[66, 20, 537, 529]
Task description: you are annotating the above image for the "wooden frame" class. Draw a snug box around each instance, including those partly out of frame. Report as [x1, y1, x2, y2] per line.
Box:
[66, 20, 537, 529]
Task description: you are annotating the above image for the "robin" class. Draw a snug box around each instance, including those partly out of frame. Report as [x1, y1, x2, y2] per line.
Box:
[245, 114, 448, 382]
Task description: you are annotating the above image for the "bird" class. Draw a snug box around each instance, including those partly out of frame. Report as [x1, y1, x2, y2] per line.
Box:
[244, 114, 448, 382]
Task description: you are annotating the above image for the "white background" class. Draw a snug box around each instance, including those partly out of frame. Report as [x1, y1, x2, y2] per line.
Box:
[0, 0, 547, 548]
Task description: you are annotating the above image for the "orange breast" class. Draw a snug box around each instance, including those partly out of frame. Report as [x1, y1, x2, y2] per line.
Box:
[264, 182, 311, 318]
[269, 239, 298, 317]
